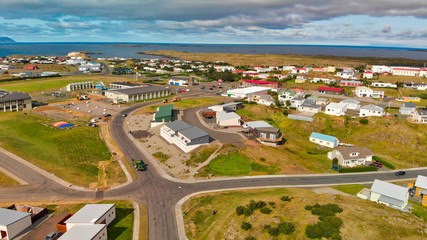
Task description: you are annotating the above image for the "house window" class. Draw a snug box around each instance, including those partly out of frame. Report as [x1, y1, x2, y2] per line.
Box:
[270, 134, 276, 139]
[260, 133, 267, 138]
[350, 152, 359, 157]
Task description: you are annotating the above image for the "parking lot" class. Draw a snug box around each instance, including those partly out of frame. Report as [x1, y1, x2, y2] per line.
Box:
[53, 99, 127, 118]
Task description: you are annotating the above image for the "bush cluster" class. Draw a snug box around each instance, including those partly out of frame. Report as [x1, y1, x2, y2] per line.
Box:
[260, 207, 272, 214]
[359, 119, 369, 125]
[235, 200, 267, 217]
[266, 222, 295, 236]
[339, 165, 377, 173]
[241, 221, 252, 230]
[244, 237, 256, 240]
[304, 203, 343, 239]
[280, 196, 292, 202]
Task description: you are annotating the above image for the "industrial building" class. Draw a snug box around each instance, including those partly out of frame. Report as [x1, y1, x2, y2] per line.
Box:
[105, 86, 171, 103]
[160, 120, 209, 152]
[109, 82, 141, 90]
[65, 81, 94, 91]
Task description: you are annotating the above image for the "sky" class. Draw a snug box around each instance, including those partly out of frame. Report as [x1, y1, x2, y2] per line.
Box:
[1, 0, 427, 47]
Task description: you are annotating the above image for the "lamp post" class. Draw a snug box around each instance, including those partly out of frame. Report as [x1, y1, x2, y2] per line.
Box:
[50, 173, 55, 203]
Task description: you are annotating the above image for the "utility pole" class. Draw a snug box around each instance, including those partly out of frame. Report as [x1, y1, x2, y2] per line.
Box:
[50, 173, 54, 203]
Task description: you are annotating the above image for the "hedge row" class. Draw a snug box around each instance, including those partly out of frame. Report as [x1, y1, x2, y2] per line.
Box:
[339, 166, 377, 173]
[373, 156, 395, 170]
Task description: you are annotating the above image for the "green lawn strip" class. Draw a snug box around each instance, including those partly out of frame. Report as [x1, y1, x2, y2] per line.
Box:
[153, 152, 170, 163]
[0, 172, 18, 185]
[199, 152, 278, 177]
[411, 201, 427, 222]
[99, 200, 134, 240]
[333, 185, 367, 195]
[139, 204, 148, 240]
[186, 147, 217, 166]
[0, 112, 111, 187]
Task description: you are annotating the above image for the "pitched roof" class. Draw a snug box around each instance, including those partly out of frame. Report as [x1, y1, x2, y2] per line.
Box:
[307, 97, 328, 102]
[255, 127, 280, 133]
[65, 204, 115, 224]
[403, 102, 416, 108]
[107, 86, 168, 96]
[155, 104, 174, 118]
[0, 208, 31, 226]
[245, 121, 273, 129]
[326, 102, 348, 109]
[340, 99, 360, 104]
[216, 111, 241, 121]
[164, 120, 192, 132]
[243, 79, 278, 84]
[0, 91, 31, 103]
[371, 179, 408, 203]
[179, 126, 208, 140]
[415, 175, 427, 189]
[335, 146, 373, 160]
[310, 132, 338, 142]
[59, 224, 106, 240]
[317, 86, 344, 92]
[361, 104, 383, 112]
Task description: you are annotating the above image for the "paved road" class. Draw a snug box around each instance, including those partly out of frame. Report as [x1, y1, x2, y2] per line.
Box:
[1, 97, 426, 240]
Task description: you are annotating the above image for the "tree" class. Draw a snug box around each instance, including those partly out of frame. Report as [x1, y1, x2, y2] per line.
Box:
[241, 221, 252, 230]
[359, 119, 369, 125]
[286, 100, 291, 106]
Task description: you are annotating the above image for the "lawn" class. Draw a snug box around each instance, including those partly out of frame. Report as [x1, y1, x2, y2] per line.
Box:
[236, 104, 427, 171]
[411, 200, 427, 222]
[0, 112, 125, 187]
[197, 145, 279, 177]
[0, 172, 18, 185]
[333, 184, 367, 195]
[183, 188, 427, 240]
[186, 147, 217, 167]
[153, 152, 170, 163]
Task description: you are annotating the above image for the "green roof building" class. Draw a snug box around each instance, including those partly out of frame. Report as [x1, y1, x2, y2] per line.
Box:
[153, 104, 174, 122]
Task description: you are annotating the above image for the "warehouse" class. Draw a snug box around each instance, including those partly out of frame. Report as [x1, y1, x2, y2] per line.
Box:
[151, 104, 174, 127]
[226, 86, 271, 98]
[105, 86, 171, 103]
[65, 81, 94, 91]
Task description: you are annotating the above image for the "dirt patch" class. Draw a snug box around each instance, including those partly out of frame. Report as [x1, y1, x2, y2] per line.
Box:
[132, 130, 153, 138]
[33, 105, 89, 120]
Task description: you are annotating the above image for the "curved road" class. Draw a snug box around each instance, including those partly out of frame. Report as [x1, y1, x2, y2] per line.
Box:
[0, 99, 426, 240]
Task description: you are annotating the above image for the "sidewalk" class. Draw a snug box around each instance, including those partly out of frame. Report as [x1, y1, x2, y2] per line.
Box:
[0, 164, 28, 185]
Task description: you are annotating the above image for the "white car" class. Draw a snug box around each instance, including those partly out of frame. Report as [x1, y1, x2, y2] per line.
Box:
[90, 119, 97, 123]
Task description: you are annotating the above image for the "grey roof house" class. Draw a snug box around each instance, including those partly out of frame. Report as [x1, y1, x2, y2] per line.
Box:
[160, 120, 210, 152]
[328, 146, 374, 167]
[399, 102, 417, 115]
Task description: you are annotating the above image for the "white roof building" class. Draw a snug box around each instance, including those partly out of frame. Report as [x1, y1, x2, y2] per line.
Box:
[65, 204, 115, 230]
[244, 121, 273, 129]
[325, 102, 348, 116]
[359, 104, 384, 117]
[216, 111, 241, 126]
[226, 87, 271, 99]
[369, 179, 409, 210]
[0, 208, 32, 240]
[340, 99, 361, 110]
[59, 224, 107, 240]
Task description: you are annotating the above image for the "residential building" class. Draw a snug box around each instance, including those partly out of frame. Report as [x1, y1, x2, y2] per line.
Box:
[226, 87, 271, 99]
[413, 110, 427, 124]
[328, 146, 374, 167]
[248, 93, 275, 106]
[65, 204, 116, 230]
[403, 82, 427, 90]
[355, 87, 385, 98]
[278, 89, 305, 103]
[242, 79, 281, 89]
[359, 104, 384, 117]
[371, 82, 397, 88]
[291, 68, 308, 74]
[168, 76, 196, 86]
[325, 102, 348, 116]
[310, 78, 336, 84]
[216, 111, 241, 126]
[244, 120, 273, 129]
[105, 86, 171, 103]
[327, 66, 336, 72]
[109, 82, 140, 89]
[399, 102, 417, 115]
[160, 120, 209, 152]
[295, 75, 306, 83]
[415, 175, 427, 199]
[24, 65, 38, 70]
[112, 67, 132, 74]
[340, 80, 362, 87]
[306, 97, 329, 106]
[59, 224, 107, 240]
[253, 127, 283, 147]
[365, 179, 409, 211]
[310, 132, 339, 148]
[392, 67, 420, 76]
[0, 91, 32, 112]
[65, 81, 94, 91]
[290, 97, 306, 108]
[363, 71, 374, 79]
[209, 102, 243, 112]
[337, 70, 355, 79]
[317, 86, 344, 95]
[78, 63, 101, 72]
[297, 100, 322, 113]
[0, 208, 32, 240]
[371, 65, 391, 73]
[340, 99, 361, 110]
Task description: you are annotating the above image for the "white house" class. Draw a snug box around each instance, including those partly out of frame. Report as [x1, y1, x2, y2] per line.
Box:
[371, 65, 391, 73]
[371, 82, 397, 88]
[399, 102, 417, 115]
[65, 204, 115, 230]
[59, 224, 107, 240]
[226, 87, 271, 99]
[0, 208, 32, 240]
[339, 99, 361, 110]
[278, 89, 305, 103]
[306, 97, 329, 106]
[392, 67, 420, 76]
[368, 179, 409, 211]
[290, 98, 306, 108]
[216, 111, 241, 126]
[309, 132, 339, 148]
[359, 104, 384, 117]
[160, 120, 210, 152]
[327, 146, 373, 167]
[413, 110, 427, 124]
[363, 71, 374, 79]
[310, 78, 336, 84]
[291, 68, 308, 74]
[298, 100, 322, 113]
[355, 86, 385, 98]
[325, 102, 348, 116]
[248, 94, 275, 106]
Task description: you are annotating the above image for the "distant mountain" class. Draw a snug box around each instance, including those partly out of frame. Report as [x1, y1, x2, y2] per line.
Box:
[0, 37, 16, 43]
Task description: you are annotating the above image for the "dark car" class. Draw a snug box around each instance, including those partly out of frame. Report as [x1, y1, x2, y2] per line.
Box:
[122, 114, 127, 117]
[45, 231, 63, 240]
[209, 88, 213, 90]
[86, 122, 93, 127]
[200, 86, 205, 89]
[395, 170, 406, 176]
[104, 113, 112, 117]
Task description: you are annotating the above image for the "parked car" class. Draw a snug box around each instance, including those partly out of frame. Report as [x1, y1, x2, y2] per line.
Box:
[104, 113, 112, 117]
[369, 162, 382, 168]
[122, 114, 127, 117]
[86, 122, 93, 127]
[200, 86, 205, 89]
[90, 119, 97, 123]
[395, 170, 406, 176]
[91, 123, 97, 127]
[45, 231, 63, 240]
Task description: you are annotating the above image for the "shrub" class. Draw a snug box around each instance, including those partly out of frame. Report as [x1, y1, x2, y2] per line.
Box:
[264, 224, 271, 230]
[260, 207, 272, 214]
[283, 110, 289, 116]
[290, 107, 297, 110]
[268, 201, 275, 206]
[373, 155, 395, 170]
[280, 196, 291, 202]
[247, 200, 266, 211]
[359, 119, 369, 125]
[243, 208, 254, 216]
[339, 166, 377, 173]
[286, 100, 291, 106]
[245, 237, 256, 240]
[236, 206, 245, 216]
[241, 221, 252, 230]
[260, 157, 266, 162]
[268, 227, 280, 236]
[278, 222, 295, 235]
[305, 205, 313, 210]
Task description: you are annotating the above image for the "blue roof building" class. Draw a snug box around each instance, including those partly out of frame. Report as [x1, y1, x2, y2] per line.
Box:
[309, 132, 339, 148]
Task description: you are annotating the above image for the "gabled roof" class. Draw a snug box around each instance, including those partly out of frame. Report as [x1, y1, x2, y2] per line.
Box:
[179, 126, 209, 140]
[65, 204, 115, 224]
[164, 120, 192, 132]
[415, 175, 427, 189]
[403, 102, 416, 108]
[155, 104, 174, 118]
[0, 91, 31, 103]
[307, 97, 328, 102]
[326, 102, 348, 109]
[335, 146, 373, 160]
[216, 111, 241, 121]
[107, 86, 168, 96]
[310, 132, 338, 142]
[0, 208, 31, 226]
[317, 86, 344, 92]
[340, 99, 360, 104]
[371, 179, 408, 203]
[59, 224, 106, 240]
[361, 104, 383, 112]
[243, 79, 278, 84]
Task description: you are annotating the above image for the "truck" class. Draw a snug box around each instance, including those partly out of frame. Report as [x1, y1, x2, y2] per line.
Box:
[132, 159, 146, 171]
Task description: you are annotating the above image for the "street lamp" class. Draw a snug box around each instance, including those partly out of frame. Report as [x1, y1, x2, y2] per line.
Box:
[50, 173, 54, 203]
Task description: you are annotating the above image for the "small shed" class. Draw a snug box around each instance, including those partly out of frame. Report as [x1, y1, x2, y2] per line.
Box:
[0, 208, 32, 240]
[310, 132, 339, 148]
[216, 111, 241, 126]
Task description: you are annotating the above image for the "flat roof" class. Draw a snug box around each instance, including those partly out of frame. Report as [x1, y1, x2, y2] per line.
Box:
[216, 111, 241, 121]
[310, 132, 338, 143]
[0, 208, 31, 226]
[245, 121, 273, 129]
[65, 204, 114, 224]
[155, 104, 174, 118]
[227, 86, 271, 95]
[361, 104, 383, 111]
[326, 102, 348, 109]
[164, 120, 192, 132]
[110, 82, 140, 87]
[107, 86, 168, 96]
[415, 175, 427, 189]
[179, 126, 209, 140]
[59, 224, 106, 240]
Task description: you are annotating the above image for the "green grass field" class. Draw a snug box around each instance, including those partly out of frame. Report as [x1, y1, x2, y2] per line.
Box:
[333, 184, 367, 195]
[186, 147, 217, 167]
[236, 104, 427, 172]
[183, 188, 427, 240]
[0, 172, 18, 185]
[0, 112, 124, 187]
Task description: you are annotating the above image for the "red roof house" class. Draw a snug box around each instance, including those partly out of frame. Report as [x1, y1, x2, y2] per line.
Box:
[242, 79, 282, 89]
[317, 86, 344, 94]
[25, 65, 38, 70]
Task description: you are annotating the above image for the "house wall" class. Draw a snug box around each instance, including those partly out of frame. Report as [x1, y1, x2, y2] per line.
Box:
[217, 118, 241, 126]
[343, 103, 360, 110]
[0, 215, 32, 240]
[359, 108, 383, 117]
[325, 106, 346, 116]
[310, 137, 337, 148]
[94, 207, 116, 226]
[160, 127, 175, 144]
[0, 98, 32, 112]
[92, 226, 108, 240]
